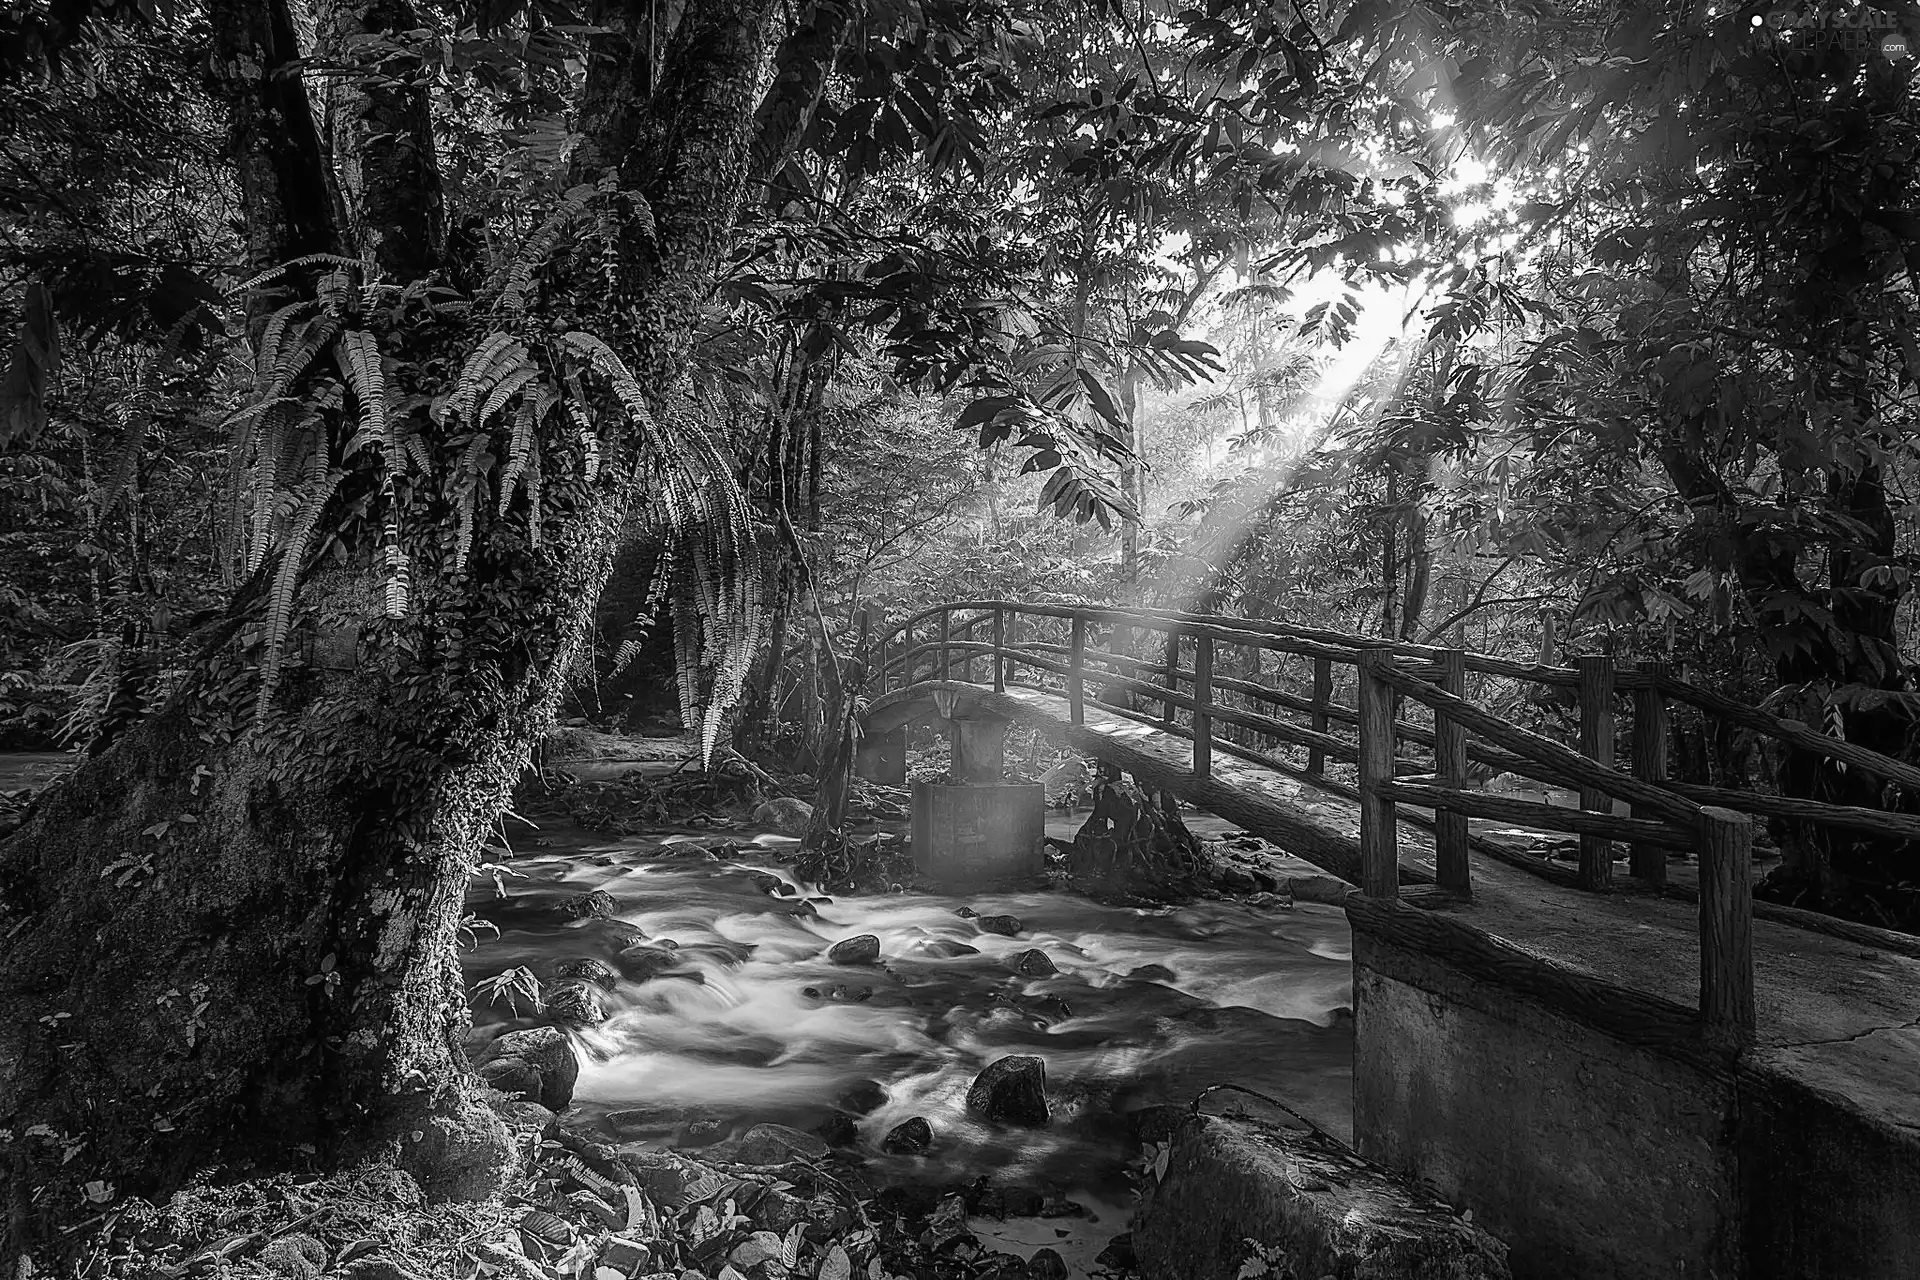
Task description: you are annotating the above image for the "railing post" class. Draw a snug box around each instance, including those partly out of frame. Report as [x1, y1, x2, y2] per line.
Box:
[1699, 806, 1755, 1050]
[1193, 634, 1214, 779]
[1069, 616, 1086, 725]
[992, 608, 1006, 693]
[1435, 648, 1470, 895]
[1631, 660, 1671, 886]
[1162, 630, 1180, 730]
[938, 610, 951, 682]
[1357, 651, 1398, 899]
[1577, 654, 1617, 891]
[1308, 656, 1333, 776]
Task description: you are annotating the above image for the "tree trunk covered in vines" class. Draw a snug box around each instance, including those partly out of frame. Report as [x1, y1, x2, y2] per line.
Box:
[0, 0, 788, 1246]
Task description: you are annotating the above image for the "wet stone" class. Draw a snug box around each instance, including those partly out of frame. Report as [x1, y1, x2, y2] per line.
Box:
[920, 939, 981, 958]
[837, 1079, 888, 1115]
[543, 980, 609, 1026]
[552, 956, 620, 989]
[1025, 1248, 1068, 1280]
[562, 889, 619, 920]
[882, 1116, 934, 1154]
[1127, 963, 1176, 983]
[1010, 948, 1056, 976]
[474, 1026, 577, 1112]
[828, 933, 881, 965]
[975, 914, 1024, 937]
[955, 906, 978, 918]
[615, 945, 683, 981]
[966, 1054, 1050, 1126]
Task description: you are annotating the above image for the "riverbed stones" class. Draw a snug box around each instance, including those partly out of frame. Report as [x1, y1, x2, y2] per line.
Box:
[553, 956, 620, 989]
[975, 913, 1024, 936]
[966, 1055, 1050, 1126]
[882, 1116, 935, 1154]
[753, 797, 815, 835]
[543, 980, 609, 1026]
[615, 944, 684, 981]
[474, 1026, 579, 1112]
[562, 888, 619, 919]
[1134, 1113, 1511, 1280]
[1009, 948, 1056, 976]
[723, 1122, 831, 1165]
[828, 933, 881, 965]
[837, 1079, 888, 1114]
[1024, 1248, 1068, 1280]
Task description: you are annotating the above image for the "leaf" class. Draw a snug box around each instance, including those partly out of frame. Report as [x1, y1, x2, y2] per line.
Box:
[1076, 369, 1123, 426]
[818, 1245, 851, 1280]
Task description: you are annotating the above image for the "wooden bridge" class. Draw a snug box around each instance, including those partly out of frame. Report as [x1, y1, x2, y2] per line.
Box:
[853, 600, 1920, 1280]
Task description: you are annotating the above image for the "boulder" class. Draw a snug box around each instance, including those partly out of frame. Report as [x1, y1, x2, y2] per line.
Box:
[553, 957, 620, 989]
[614, 944, 684, 981]
[476, 1027, 578, 1112]
[753, 797, 815, 835]
[1134, 1114, 1511, 1280]
[837, 1079, 888, 1115]
[975, 914, 1024, 936]
[828, 934, 881, 965]
[966, 1055, 1050, 1126]
[919, 939, 981, 958]
[1025, 1248, 1068, 1280]
[723, 1122, 830, 1165]
[1009, 948, 1056, 976]
[562, 889, 619, 920]
[882, 1116, 934, 1154]
[543, 981, 609, 1026]
[1128, 963, 1176, 983]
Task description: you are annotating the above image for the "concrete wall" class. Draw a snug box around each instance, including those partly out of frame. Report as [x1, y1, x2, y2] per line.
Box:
[1737, 1061, 1920, 1279]
[1352, 934, 1741, 1279]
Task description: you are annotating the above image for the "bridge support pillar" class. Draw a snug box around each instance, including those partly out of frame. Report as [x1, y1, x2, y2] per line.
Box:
[950, 715, 1009, 784]
[855, 724, 906, 786]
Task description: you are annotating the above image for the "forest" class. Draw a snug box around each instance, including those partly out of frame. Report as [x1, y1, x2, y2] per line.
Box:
[0, 0, 1917, 1275]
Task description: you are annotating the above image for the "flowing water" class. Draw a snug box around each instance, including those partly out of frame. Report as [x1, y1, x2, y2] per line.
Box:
[464, 814, 1355, 1224]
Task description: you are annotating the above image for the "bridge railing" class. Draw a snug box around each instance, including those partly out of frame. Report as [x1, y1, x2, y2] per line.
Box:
[862, 598, 1920, 1049]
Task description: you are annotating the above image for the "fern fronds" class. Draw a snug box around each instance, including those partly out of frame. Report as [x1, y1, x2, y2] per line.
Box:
[229, 253, 366, 299]
[336, 329, 387, 460]
[450, 433, 493, 575]
[449, 334, 530, 424]
[383, 543, 411, 618]
[477, 362, 540, 426]
[498, 399, 535, 515]
[253, 465, 343, 726]
[254, 302, 311, 386]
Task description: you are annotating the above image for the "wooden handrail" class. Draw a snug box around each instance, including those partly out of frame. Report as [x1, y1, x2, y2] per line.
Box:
[862, 600, 1920, 855]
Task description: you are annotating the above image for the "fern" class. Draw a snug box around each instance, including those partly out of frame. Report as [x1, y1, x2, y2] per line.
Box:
[450, 434, 494, 574]
[229, 253, 367, 299]
[383, 543, 411, 618]
[478, 183, 598, 317]
[448, 333, 531, 424]
[336, 329, 387, 459]
[498, 399, 536, 516]
[254, 464, 343, 726]
[476, 362, 540, 426]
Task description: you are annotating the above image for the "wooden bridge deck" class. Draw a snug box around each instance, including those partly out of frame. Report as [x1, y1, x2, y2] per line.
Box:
[868, 679, 1920, 1130]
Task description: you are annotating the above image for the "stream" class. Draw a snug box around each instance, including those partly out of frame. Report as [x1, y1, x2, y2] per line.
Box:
[462, 806, 1355, 1262]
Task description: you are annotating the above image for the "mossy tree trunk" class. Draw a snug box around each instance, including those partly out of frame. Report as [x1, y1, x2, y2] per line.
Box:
[0, 0, 806, 1247]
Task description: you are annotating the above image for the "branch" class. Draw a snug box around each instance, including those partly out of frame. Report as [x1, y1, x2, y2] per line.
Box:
[1415, 554, 1516, 643]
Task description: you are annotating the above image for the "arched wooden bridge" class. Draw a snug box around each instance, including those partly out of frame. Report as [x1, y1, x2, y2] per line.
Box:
[852, 599, 1920, 1279]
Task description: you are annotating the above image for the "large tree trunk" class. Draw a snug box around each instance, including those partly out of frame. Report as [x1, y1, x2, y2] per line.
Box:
[0, 0, 784, 1247]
